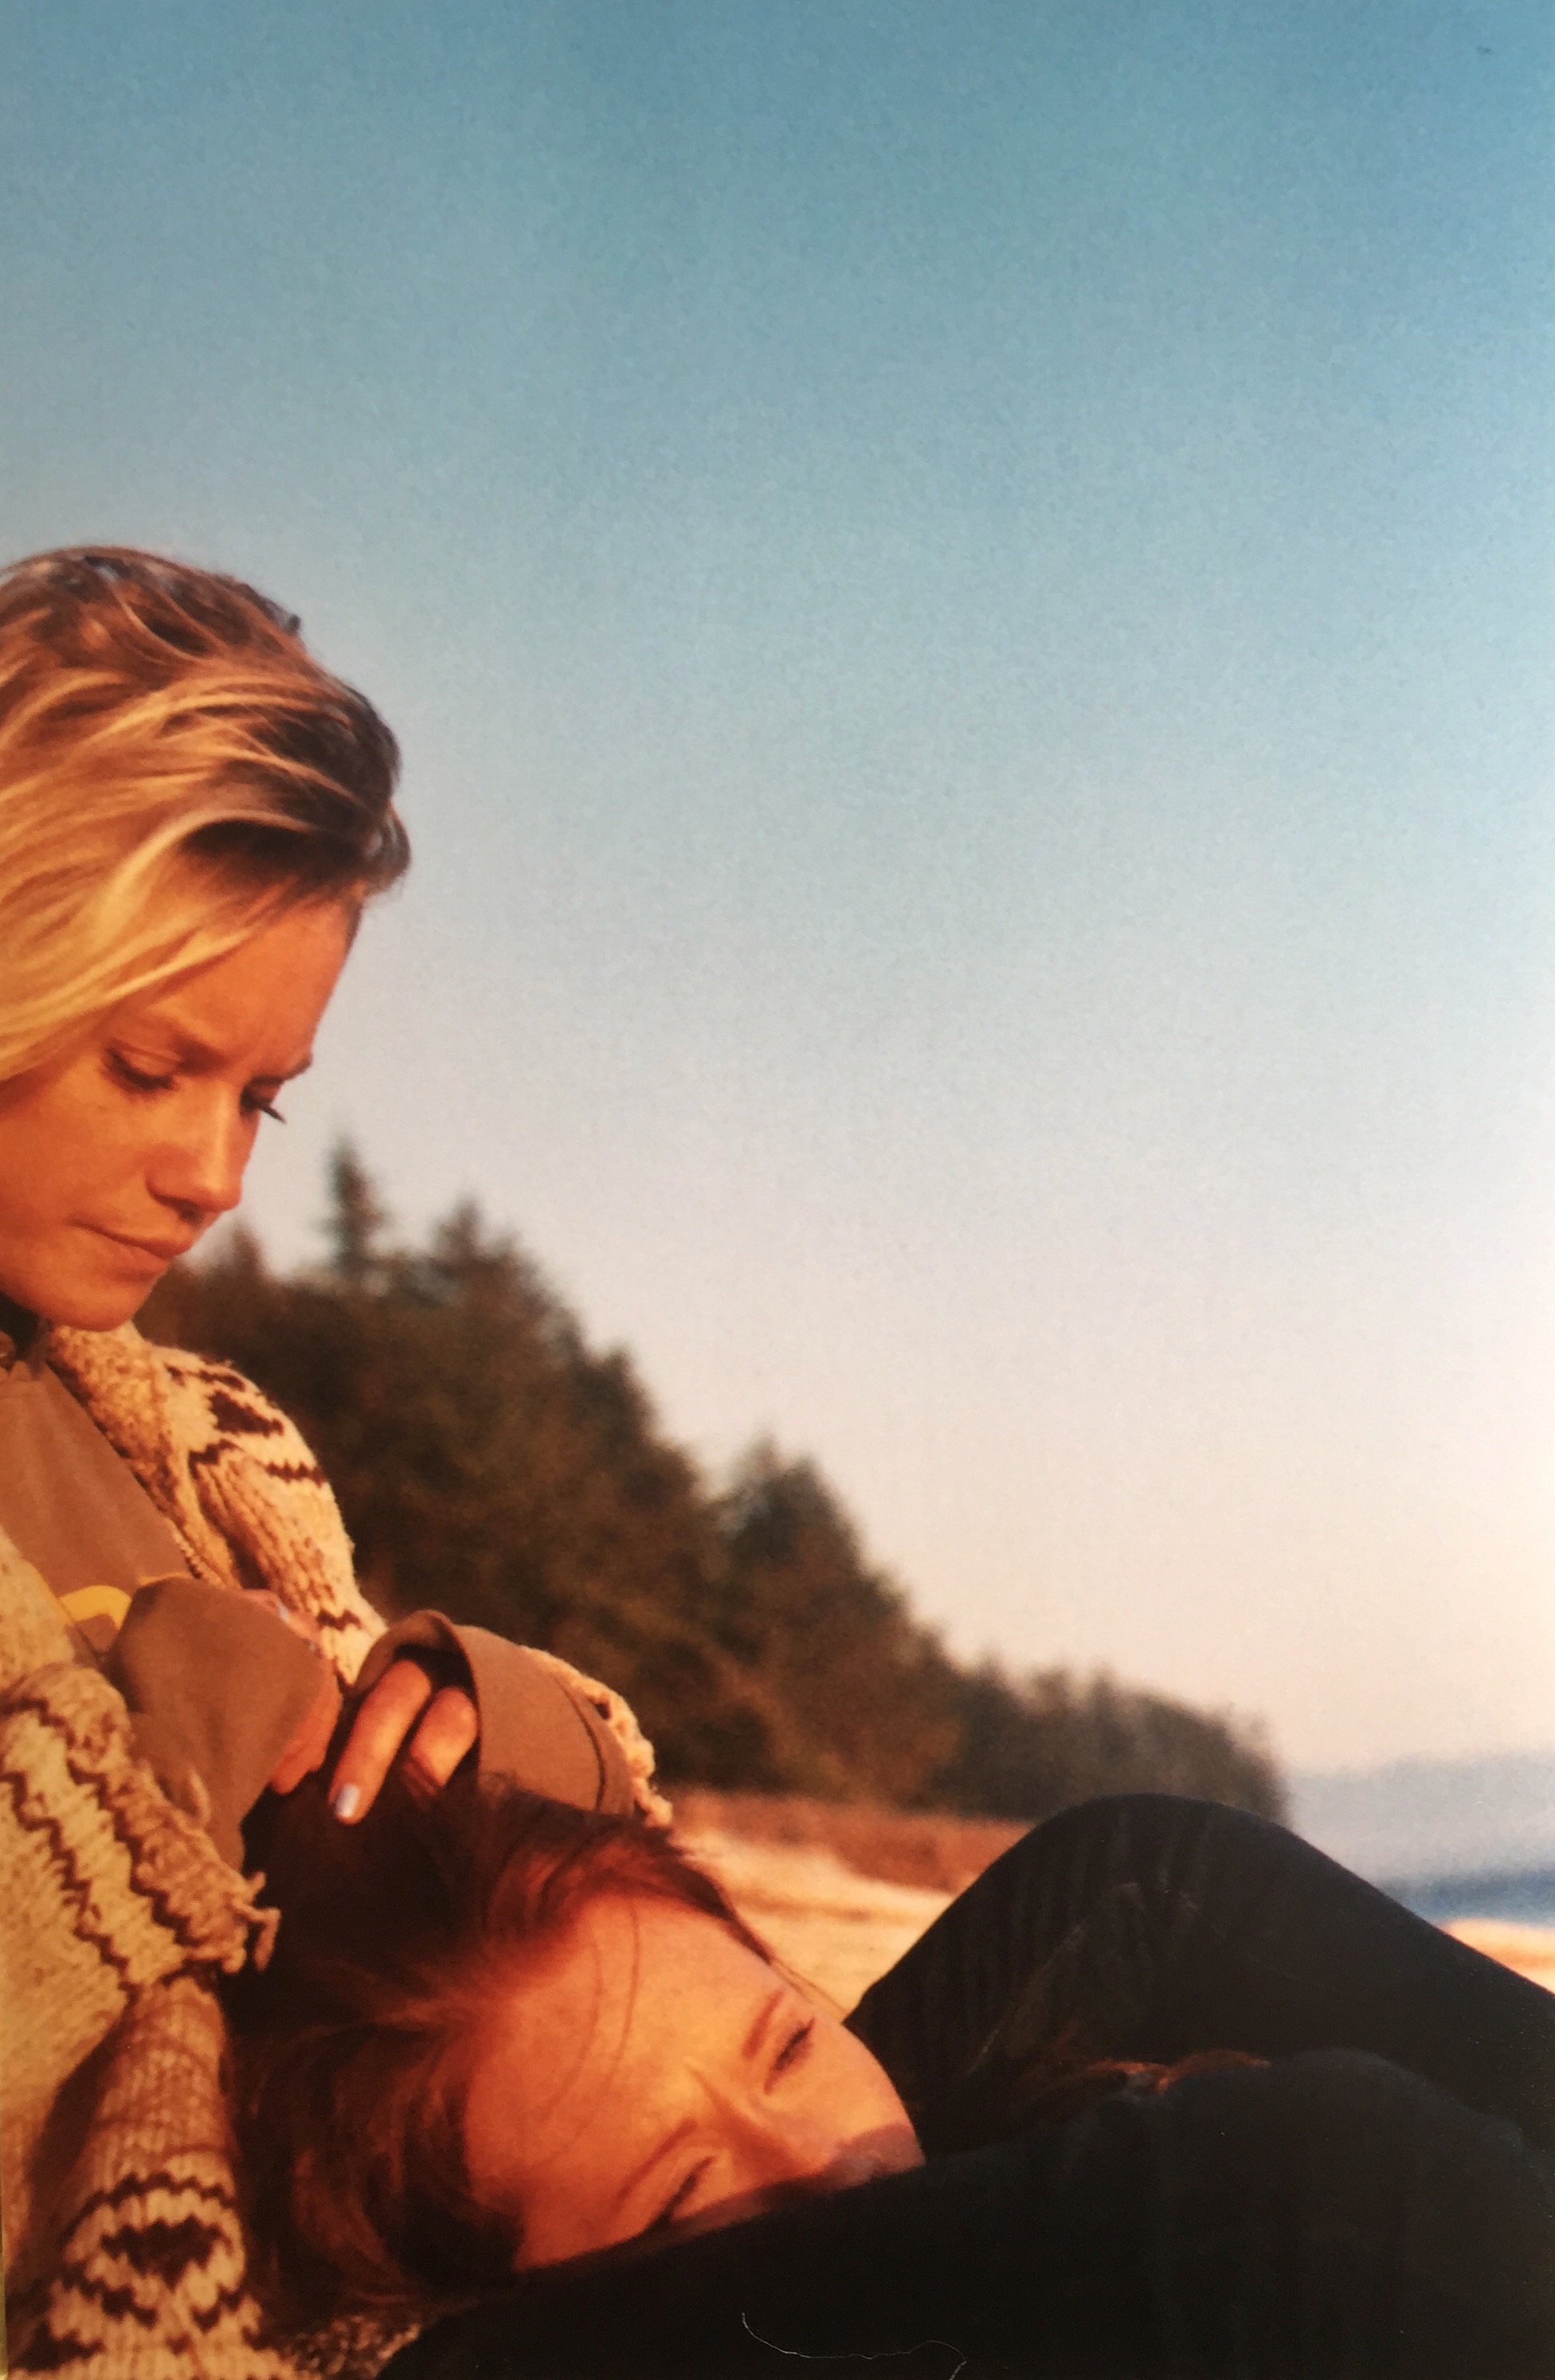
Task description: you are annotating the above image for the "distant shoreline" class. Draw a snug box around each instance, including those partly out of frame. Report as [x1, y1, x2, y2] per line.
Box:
[1292, 1752, 1555, 1900]
[1392, 1863, 1555, 1930]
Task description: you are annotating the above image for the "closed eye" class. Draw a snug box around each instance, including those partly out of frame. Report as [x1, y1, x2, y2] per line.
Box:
[105, 1050, 176, 1097]
[770, 2017, 815, 2080]
[648, 2158, 711, 2234]
[107, 1049, 286, 1124]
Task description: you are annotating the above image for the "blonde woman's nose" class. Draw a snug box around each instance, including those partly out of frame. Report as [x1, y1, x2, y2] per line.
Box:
[150, 1104, 249, 1220]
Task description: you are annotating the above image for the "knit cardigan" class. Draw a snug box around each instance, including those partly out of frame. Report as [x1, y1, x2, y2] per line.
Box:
[0, 1321, 666, 2378]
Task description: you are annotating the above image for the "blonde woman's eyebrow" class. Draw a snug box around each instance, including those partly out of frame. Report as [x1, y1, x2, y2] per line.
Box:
[118, 1022, 315, 1081]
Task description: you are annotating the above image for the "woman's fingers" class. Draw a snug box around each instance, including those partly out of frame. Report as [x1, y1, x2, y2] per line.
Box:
[327, 1658, 435, 1821]
[268, 1670, 344, 1795]
[326, 1663, 481, 1822]
[401, 1684, 481, 1792]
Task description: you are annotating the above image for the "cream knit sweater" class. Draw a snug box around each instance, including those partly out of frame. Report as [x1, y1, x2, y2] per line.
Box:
[0, 1321, 664, 2378]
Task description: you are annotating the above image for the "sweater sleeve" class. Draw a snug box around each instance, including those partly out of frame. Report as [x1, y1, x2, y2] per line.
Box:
[6, 1972, 331, 2380]
[0, 1628, 270, 2298]
[0, 1547, 331, 2379]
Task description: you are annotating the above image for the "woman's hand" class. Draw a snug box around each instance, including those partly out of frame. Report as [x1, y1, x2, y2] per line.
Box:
[259, 1592, 480, 1819]
[326, 1658, 480, 1822]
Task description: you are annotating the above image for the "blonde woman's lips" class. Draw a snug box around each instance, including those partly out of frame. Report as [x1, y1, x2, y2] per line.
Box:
[93, 1228, 195, 1264]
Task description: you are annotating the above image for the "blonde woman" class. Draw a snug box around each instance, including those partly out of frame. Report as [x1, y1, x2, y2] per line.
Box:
[0, 548, 660, 2379]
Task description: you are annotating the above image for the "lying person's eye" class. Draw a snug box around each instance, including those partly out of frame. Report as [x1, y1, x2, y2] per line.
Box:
[648, 2158, 712, 2233]
[770, 2015, 815, 2079]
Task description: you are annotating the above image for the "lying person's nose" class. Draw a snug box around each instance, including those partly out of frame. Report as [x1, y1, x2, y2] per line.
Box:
[727, 2108, 910, 2209]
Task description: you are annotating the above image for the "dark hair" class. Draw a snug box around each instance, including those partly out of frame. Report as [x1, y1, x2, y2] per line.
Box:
[226, 1771, 766, 2335]
[915, 2017, 1267, 2154]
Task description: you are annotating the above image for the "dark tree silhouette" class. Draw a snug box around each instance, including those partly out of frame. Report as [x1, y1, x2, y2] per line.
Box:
[140, 1157, 1286, 1824]
[323, 1140, 390, 1290]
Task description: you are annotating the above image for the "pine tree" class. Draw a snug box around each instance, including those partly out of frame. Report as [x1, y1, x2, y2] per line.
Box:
[324, 1140, 390, 1289]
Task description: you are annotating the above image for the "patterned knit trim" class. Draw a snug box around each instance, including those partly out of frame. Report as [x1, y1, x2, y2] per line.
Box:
[12, 2166, 300, 2378]
[45, 1325, 227, 1588]
[7, 1979, 327, 2379]
[47, 1328, 382, 1685]
[2, 1666, 268, 1980]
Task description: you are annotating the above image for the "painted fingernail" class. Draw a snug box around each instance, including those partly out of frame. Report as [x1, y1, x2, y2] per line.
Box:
[332, 1782, 361, 1822]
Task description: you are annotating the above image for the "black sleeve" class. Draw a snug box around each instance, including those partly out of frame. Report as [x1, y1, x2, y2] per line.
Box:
[846, 1794, 1555, 2156]
[381, 2052, 1555, 2380]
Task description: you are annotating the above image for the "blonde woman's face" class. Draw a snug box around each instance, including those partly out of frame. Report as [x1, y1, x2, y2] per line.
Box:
[463, 1896, 923, 2271]
[0, 902, 353, 1329]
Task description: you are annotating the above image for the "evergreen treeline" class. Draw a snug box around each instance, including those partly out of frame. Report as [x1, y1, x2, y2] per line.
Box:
[140, 1149, 1286, 1826]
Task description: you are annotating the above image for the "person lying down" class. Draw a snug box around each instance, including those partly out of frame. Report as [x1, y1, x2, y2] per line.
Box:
[230, 1771, 923, 2315]
[229, 1767, 1555, 2378]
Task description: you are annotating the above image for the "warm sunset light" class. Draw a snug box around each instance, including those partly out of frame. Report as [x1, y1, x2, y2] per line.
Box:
[10, 5, 1551, 1787]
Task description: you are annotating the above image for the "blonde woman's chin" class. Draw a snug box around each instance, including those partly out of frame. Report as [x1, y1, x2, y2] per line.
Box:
[2, 1224, 186, 1333]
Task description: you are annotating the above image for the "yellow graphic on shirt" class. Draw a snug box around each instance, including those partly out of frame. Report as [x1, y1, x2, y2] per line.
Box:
[56, 1582, 134, 1658]
[57, 1584, 133, 1631]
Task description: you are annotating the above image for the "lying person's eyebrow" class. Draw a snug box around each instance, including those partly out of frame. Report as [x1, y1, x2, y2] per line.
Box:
[612, 2115, 698, 2215]
[743, 1987, 787, 2065]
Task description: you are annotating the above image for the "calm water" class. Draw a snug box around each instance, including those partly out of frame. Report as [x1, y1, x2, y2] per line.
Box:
[1392, 1867, 1555, 1929]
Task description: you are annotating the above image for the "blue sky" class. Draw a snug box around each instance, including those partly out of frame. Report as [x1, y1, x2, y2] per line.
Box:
[5, 0, 1552, 1768]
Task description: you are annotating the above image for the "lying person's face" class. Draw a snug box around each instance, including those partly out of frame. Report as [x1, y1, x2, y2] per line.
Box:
[463, 1894, 924, 2268]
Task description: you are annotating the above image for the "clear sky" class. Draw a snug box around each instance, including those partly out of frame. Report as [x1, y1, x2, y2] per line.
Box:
[5, 0, 1553, 1771]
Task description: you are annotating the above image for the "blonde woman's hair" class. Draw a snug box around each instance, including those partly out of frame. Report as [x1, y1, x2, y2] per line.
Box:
[0, 546, 409, 1084]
